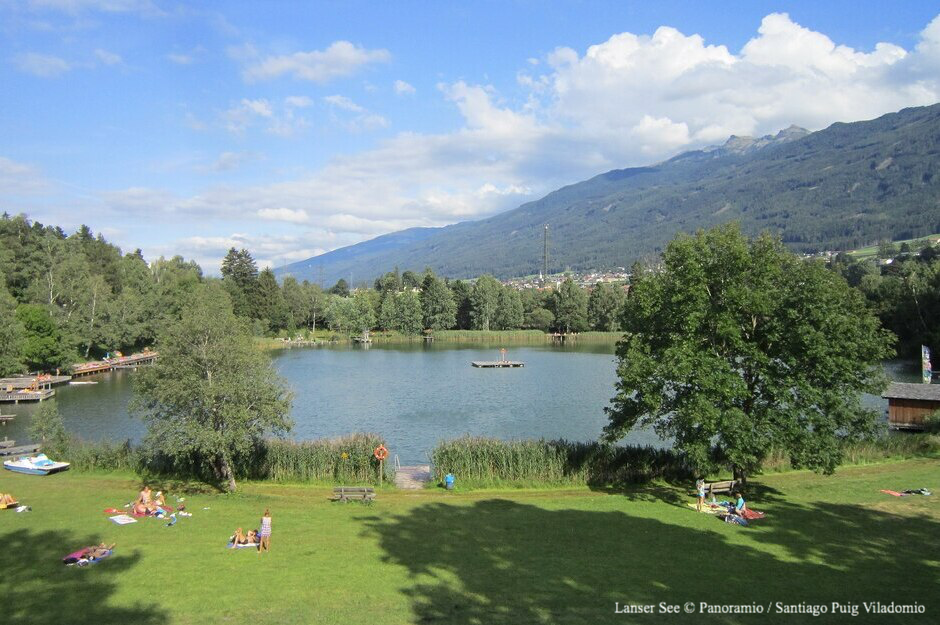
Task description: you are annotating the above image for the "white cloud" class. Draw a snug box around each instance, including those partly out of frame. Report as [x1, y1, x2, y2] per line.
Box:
[257, 207, 309, 223]
[285, 95, 313, 108]
[94, 48, 122, 65]
[393, 79, 415, 95]
[324, 94, 364, 112]
[324, 95, 388, 132]
[219, 98, 312, 137]
[242, 40, 390, 83]
[14, 52, 71, 77]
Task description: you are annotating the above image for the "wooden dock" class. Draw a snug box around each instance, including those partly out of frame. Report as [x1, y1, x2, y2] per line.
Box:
[471, 360, 525, 368]
[0, 443, 42, 457]
[0, 388, 55, 403]
[0, 375, 71, 389]
[71, 350, 158, 377]
[394, 465, 432, 489]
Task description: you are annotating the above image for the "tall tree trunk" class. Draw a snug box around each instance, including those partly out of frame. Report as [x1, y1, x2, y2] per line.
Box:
[732, 465, 747, 491]
[217, 455, 237, 492]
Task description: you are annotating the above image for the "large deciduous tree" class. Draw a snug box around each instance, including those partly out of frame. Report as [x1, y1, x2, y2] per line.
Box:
[0, 275, 25, 375]
[469, 275, 501, 331]
[420, 272, 457, 331]
[587, 282, 625, 331]
[132, 282, 292, 492]
[605, 224, 894, 484]
[551, 278, 588, 333]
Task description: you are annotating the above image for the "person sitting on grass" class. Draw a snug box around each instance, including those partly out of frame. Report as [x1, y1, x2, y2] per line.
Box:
[230, 528, 249, 547]
[133, 486, 153, 515]
[729, 491, 747, 518]
[246, 529, 258, 544]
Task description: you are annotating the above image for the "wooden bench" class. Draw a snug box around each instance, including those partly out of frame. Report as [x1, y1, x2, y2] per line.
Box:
[703, 479, 740, 496]
[332, 486, 376, 503]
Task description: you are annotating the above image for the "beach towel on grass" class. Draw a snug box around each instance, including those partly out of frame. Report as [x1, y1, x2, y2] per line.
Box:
[227, 542, 260, 549]
[109, 514, 137, 525]
[687, 503, 724, 514]
[741, 509, 765, 520]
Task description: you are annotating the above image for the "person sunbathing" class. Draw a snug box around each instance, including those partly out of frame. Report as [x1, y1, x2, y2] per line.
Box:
[153, 491, 166, 507]
[246, 529, 258, 544]
[86, 543, 115, 559]
[0, 492, 17, 507]
[230, 528, 249, 546]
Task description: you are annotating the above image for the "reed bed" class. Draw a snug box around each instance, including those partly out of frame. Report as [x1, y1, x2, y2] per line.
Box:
[430, 436, 693, 488]
[252, 434, 387, 484]
[55, 433, 390, 485]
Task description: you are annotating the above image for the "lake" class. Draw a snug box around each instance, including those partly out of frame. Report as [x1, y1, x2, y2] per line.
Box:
[1, 344, 919, 465]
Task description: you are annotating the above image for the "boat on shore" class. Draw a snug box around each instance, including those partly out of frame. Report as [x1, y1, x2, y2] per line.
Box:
[3, 453, 70, 475]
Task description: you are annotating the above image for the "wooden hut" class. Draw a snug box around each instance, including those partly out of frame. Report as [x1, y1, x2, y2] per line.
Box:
[882, 382, 940, 430]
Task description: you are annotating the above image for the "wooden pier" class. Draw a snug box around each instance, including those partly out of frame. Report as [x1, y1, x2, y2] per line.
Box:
[0, 375, 71, 388]
[71, 350, 158, 377]
[0, 388, 54, 403]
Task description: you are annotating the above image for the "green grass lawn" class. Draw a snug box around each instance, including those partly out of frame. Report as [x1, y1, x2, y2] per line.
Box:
[1, 459, 938, 624]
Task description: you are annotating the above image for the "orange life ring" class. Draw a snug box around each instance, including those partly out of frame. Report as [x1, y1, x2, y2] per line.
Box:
[373, 445, 389, 461]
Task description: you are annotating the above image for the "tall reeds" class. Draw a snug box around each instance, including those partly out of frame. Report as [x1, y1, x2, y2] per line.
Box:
[253, 434, 387, 484]
[430, 436, 694, 488]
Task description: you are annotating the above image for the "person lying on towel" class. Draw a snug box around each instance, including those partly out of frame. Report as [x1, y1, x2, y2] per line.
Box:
[1, 492, 17, 508]
[230, 528, 249, 547]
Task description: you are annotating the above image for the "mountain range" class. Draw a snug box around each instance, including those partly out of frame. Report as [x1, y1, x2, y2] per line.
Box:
[275, 103, 940, 285]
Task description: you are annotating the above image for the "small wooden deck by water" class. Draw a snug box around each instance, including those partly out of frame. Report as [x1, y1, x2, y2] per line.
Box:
[395, 465, 432, 489]
[0, 388, 55, 403]
[472, 360, 525, 368]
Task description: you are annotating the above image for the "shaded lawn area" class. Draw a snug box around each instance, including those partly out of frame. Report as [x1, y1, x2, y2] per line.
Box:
[0, 459, 937, 624]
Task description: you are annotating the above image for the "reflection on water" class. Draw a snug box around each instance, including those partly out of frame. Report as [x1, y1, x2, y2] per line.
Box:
[1, 346, 921, 465]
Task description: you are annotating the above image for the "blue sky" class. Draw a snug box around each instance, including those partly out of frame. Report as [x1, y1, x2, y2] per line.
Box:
[2, 1, 940, 272]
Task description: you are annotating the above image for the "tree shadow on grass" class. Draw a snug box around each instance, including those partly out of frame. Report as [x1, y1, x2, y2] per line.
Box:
[0, 528, 165, 625]
[363, 498, 938, 624]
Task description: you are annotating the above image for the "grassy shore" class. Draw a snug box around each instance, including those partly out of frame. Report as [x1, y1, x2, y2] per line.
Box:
[1, 459, 937, 624]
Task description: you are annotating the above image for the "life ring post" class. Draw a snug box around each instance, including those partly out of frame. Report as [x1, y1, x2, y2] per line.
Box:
[374, 445, 389, 485]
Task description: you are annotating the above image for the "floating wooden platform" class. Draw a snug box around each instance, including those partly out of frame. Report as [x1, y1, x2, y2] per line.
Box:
[471, 361, 525, 368]
[0, 415, 14, 423]
[0, 389, 55, 403]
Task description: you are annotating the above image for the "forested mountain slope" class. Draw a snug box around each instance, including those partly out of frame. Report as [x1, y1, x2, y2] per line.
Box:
[277, 103, 940, 283]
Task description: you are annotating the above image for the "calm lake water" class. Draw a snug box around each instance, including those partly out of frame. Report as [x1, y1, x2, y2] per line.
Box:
[1, 344, 919, 465]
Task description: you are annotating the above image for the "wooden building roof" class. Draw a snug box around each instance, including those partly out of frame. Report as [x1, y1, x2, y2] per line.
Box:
[882, 382, 940, 401]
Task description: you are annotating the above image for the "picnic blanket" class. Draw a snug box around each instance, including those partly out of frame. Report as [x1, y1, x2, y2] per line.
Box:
[687, 503, 724, 515]
[227, 542, 260, 549]
[109, 514, 137, 525]
[741, 509, 765, 520]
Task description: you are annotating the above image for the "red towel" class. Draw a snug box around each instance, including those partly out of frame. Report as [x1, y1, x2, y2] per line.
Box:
[741, 509, 765, 520]
[880, 489, 904, 497]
